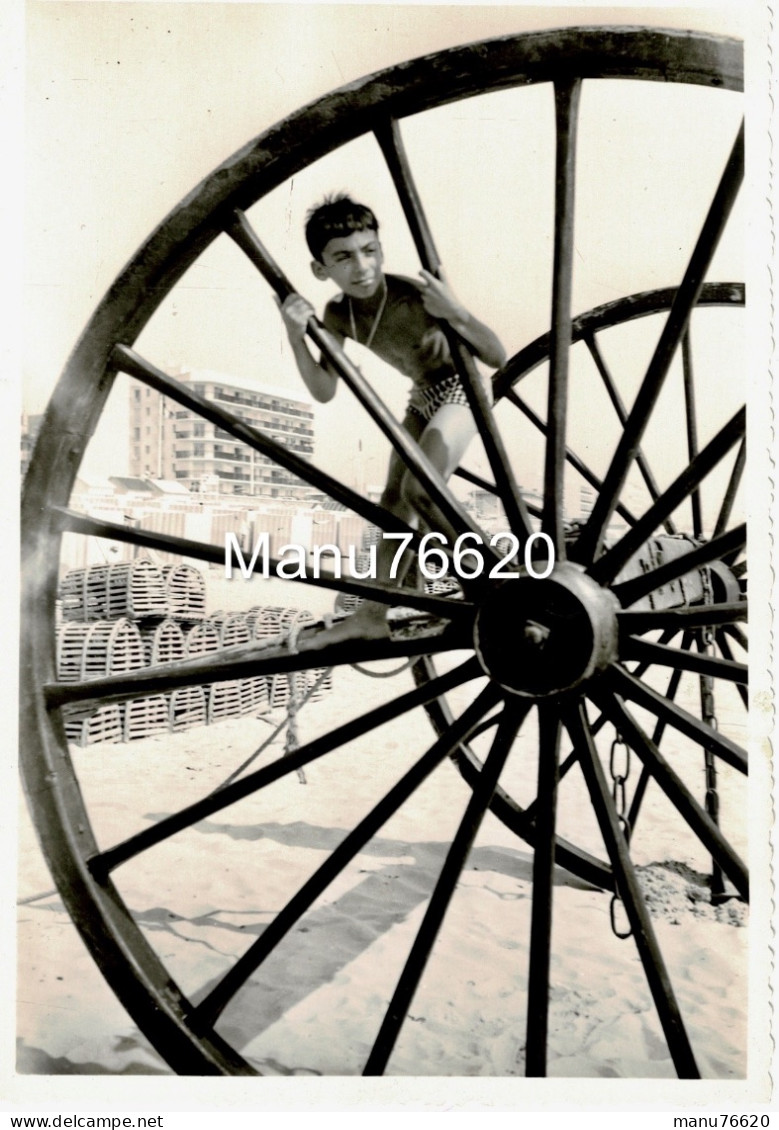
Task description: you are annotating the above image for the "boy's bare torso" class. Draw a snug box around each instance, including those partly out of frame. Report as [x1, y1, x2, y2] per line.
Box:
[323, 273, 456, 391]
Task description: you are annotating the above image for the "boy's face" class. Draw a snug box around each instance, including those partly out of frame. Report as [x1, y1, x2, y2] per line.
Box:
[311, 229, 384, 299]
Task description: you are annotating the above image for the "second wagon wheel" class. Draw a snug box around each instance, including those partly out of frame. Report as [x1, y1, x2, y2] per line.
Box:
[21, 28, 747, 1076]
[416, 279, 746, 895]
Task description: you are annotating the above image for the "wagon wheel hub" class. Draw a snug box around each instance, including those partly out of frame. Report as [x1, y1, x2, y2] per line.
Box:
[474, 562, 620, 697]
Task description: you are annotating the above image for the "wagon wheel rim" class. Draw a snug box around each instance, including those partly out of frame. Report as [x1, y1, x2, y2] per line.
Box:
[21, 27, 746, 1077]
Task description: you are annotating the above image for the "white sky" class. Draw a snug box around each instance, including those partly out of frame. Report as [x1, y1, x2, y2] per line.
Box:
[17, 2, 761, 520]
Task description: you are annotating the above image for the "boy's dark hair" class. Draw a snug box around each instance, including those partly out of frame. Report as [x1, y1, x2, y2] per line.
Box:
[305, 194, 379, 262]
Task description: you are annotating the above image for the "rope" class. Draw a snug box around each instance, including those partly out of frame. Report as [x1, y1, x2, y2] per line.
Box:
[350, 658, 414, 678]
[212, 665, 333, 791]
[208, 607, 411, 796]
[284, 614, 309, 783]
[17, 888, 58, 906]
[209, 614, 333, 793]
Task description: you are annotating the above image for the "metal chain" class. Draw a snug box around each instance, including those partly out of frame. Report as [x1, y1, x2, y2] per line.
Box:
[608, 731, 633, 940]
[699, 566, 719, 731]
[699, 566, 724, 901]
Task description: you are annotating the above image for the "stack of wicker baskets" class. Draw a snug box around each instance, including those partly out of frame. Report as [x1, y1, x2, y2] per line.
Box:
[56, 557, 332, 746]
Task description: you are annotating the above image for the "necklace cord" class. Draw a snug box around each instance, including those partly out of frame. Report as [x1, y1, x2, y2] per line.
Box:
[348, 281, 388, 350]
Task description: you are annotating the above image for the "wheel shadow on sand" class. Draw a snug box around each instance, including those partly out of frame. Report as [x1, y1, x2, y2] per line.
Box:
[141, 815, 597, 1056]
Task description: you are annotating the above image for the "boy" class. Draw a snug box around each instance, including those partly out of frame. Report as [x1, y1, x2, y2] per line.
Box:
[277, 194, 506, 643]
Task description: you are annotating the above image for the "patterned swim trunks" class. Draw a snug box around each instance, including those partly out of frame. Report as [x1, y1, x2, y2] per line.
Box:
[407, 372, 492, 422]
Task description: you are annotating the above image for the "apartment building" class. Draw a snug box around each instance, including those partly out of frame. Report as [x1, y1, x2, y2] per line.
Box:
[129, 370, 315, 499]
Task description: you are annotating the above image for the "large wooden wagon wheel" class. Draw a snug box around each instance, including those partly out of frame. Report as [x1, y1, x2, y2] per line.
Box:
[21, 28, 747, 1077]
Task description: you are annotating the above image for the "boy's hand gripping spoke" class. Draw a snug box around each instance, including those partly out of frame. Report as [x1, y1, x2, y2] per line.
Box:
[416, 269, 467, 323]
[277, 293, 315, 342]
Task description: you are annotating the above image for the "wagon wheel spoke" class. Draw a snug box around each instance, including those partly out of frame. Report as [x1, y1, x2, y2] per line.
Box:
[588, 405, 745, 586]
[523, 721, 596, 826]
[620, 636, 747, 684]
[90, 655, 484, 877]
[539, 79, 582, 559]
[625, 637, 693, 834]
[189, 683, 503, 1033]
[521, 627, 683, 824]
[588, 685, 748, 898]
[606, 664, 747, 773]
[108, 344, 479, 617]
[226, 210, 497, 568]
[617, 603, 746, 634]
[524, 704, 562, 1076]
[45, 614, 472, 711]
[364, 701, 525, 1075]
[437, 718, 616, 891]
[563, 700, 701, 1079]
[575, 120, 744, 565]
[721, 622, 748, 652]
[680, 330, 703, 538]
[504, 387, 638, 526]
[450, 466, 527, 519]
[713, 436, 746, 539]
[112, 345, 414, 539]
[452, 467, 543, 520]
[584, 331, 675, 534]
[714, 629, 749, 706]
[52, 507, 472, 622]
[518, 628, 704, 864]
[374, 119, 533, 545]
[612, 523, 746, 608]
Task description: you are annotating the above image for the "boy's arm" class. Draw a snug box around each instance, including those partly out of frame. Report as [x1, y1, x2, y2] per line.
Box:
[277, 294, 340, 403]
[416, 269, 507, 370]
